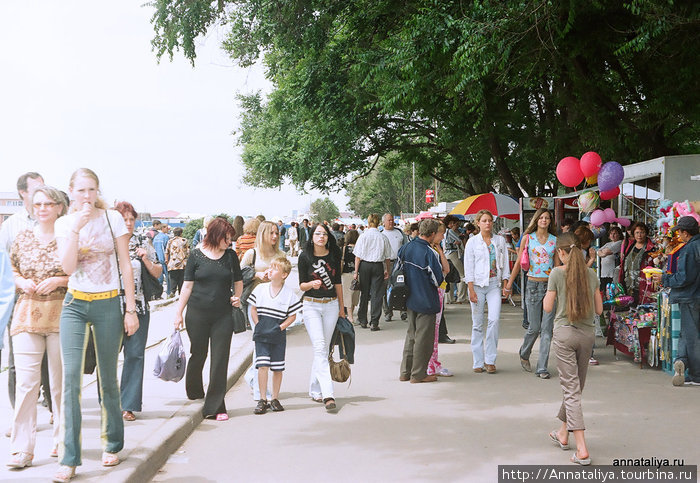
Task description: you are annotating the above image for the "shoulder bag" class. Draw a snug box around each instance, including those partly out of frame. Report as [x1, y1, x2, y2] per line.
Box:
[230, 250, 247, 334]
[519, 234, 531, 272]
[105, 210, 126, 315]
[329, 332, 351, 383]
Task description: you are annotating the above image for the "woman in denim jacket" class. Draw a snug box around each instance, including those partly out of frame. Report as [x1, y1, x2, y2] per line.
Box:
[464, 210, 510, 374]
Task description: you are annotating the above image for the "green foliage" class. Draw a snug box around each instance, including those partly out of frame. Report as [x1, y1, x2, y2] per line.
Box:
[182, 218, 203, 243]
[309, 197, 340, 224]
[150, 0, 700, 197]
[347, 156, 465, 218]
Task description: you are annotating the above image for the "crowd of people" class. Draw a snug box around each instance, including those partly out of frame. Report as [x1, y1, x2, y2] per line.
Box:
[0, 168, 698, 478]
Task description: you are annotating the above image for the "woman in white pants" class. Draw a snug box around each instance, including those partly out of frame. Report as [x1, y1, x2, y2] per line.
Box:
[298, 223, 345, 411]
[464, 210, 509, 374]
[8, 185, 68, 468]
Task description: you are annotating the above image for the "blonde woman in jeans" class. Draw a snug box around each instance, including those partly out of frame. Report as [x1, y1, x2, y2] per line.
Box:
[7, 185, 68, 469]
[543, 233, 603, 465]
[298, 223, 345, 411]
[54, 169, 138, 482]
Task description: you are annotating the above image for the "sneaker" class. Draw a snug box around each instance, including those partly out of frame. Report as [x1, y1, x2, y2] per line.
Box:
[537, 372, 551, 379]
[400, 312, 408, 321]
[384, 314, 393, 322]
[7, 452, 33, 469]
[254, 399, 269, 415]
[270, 399, 285, 412]
[672, 360, 685, 387]
[684, 381, 700, 386]
[589, 357, 599, 365]
[437, 367, 453, 377]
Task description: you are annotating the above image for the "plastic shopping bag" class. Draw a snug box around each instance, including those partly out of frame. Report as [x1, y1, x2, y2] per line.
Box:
[153, 330, 187, 382]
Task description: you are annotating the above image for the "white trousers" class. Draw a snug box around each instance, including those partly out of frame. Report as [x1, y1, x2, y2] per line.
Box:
[470, 278, 502, 368]
[303, 300, 338, 399]
[11, 332, 62, 454]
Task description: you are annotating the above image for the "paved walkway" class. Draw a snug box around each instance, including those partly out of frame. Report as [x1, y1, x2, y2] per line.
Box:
[151, 302, 700, 483]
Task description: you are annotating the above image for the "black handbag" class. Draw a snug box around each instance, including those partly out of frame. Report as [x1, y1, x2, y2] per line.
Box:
[140, 259, 163, 301]
[231, 250, 248, 333]
[445, 260, 461, 284]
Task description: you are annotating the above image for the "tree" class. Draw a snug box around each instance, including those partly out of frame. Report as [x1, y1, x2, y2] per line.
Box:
[181, 213, 234, 244]
[347, 155, 465, 218]
[309, 198, 339, 224]
[151, 1, 700, 197]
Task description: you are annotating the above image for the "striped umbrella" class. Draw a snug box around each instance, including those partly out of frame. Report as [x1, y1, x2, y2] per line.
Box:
[449, 193, 519, 220]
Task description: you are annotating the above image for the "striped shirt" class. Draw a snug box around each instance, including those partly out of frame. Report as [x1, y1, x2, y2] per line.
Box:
[248, 283, 302, 343]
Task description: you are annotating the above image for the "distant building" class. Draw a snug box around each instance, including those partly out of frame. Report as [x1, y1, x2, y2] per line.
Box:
[0, 191, 24, 229]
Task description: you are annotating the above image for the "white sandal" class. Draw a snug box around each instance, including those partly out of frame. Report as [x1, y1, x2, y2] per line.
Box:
[53, 465, 76, 482]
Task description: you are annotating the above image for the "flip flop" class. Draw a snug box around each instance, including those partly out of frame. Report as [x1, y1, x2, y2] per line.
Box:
[549, 430, 569, 450]
[571, 452, 591, 465]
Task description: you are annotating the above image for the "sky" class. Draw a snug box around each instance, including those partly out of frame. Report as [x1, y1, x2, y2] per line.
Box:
[0, 1, 348, 220]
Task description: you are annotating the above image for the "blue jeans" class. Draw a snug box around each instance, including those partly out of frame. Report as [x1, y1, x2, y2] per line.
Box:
[59, 294, 124, 466]
[677, 302, 700, 383]
[279, 236, 286, 252]
[158, 261, 171, 296]
[120, 311, 150, 412]
[519, 279, 555, 375]
[470, 278, 502, 368]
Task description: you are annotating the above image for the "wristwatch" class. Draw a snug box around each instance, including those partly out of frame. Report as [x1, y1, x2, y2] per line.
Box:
[125, 308, 137, 315]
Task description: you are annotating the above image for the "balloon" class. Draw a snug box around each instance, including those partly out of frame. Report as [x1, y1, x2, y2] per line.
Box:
[585, 174, 598, 185]
[604, 208, 616, 223]
[617, 217, 631, 227]
[598, 161, 625, 191]
[556, 156, 583, 188]
[591, 225, 606, 239]
[578, 190, 600, 213]
[590, 209, 606, 226]
[600, 186, 620, 200]
[580, 152, 602, 177]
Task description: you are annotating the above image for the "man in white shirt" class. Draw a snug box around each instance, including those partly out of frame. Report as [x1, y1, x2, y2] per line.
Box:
[381, 213, 408, 321]
[0, 171, 44, 413]
[353, 214, 391, 330]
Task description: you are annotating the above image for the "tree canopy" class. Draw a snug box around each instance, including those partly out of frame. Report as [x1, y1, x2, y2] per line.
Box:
[309, 197, 340, 223]
[150, 0, 700, 198]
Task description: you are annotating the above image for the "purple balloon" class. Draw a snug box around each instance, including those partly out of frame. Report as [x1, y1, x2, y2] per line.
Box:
[598, 161, 625, 192]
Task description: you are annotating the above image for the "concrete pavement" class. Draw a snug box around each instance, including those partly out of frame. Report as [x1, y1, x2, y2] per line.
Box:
[151, 302, 700, 483]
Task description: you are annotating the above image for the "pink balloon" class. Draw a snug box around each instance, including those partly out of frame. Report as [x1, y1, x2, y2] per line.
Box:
[603, 208, 616, 223]
[600, 186, 620, 200]
[556, 156, 584, 188]
[580, 152, 602, 177]
[616, 217, 631, 227]
[590, 209, 606, 226]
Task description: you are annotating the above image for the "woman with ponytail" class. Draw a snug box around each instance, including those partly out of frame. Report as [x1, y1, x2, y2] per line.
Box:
[543, 233, 603, 466]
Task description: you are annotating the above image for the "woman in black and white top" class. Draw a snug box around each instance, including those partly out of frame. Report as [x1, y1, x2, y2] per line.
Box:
[173, 217, 243, 421]
[298, 223, 345, 411]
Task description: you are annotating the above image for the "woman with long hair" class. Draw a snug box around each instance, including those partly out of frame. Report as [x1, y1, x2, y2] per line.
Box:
[54, 169, 139, 482]
[618, 222, 656, 305]
[298, 223, 345, 411]
[464, 210, 510, 374]
[544, 233, 603, 465]
[113, 201, 162, 422]
[7, 186, 67, 469]
[241, 221, 285, 401]
[426, 221, 452, 377]
[341, 229, 360, 323]
[287, 221, 299, 256]
[505, 208, 560, 379]
[173, 217, 243, 421]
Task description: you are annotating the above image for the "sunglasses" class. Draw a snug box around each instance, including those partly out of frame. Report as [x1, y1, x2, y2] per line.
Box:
[33, 202, 59, 208]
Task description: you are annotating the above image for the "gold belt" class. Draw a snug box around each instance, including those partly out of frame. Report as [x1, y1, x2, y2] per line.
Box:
[303, 296, 337, 304]
[68, 288, 119, 301]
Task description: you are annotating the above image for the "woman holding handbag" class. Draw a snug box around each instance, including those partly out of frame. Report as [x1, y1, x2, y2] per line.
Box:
[54, 169, 139, 482]
[341, 229, 360, 323]
[505, 208, 559, 379]
[114, 201, 162, 422]
[173, 217, 243, 421]
[298, 223, 345, 411]
[464, 210, 510, 374]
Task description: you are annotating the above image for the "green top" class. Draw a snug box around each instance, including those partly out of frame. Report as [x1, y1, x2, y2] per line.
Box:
[547, 266, 599, 332]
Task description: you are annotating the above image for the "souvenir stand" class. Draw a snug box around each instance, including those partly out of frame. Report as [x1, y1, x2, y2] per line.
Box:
[605, 293, 659, 369]
[657, 289, 681, 375]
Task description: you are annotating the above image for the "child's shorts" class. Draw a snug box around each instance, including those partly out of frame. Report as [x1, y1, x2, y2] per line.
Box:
[255, 339, 286, 371]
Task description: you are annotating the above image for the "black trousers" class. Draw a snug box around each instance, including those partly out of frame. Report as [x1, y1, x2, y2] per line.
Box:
[358, 261, 385, 327]
[170, 269, 185, 295]
[185, 305, 234, 417]
[439, 313, 449, 339]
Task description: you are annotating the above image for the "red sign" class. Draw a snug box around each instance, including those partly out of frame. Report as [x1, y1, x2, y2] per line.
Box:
[425, 189, 434, 203]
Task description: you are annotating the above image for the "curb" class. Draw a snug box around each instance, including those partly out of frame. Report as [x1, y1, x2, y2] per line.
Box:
[102, 339, 253, 483]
